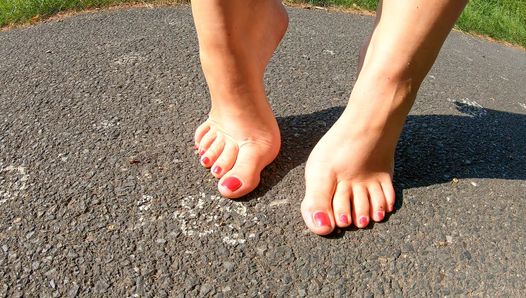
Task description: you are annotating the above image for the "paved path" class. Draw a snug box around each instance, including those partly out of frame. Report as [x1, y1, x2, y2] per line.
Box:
[1, 5, 525, 297]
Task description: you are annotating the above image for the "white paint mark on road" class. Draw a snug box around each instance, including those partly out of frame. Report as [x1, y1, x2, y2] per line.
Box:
[0, 166, 29, 205]
[173, 193, 255, 245]
[137, 195, 152, 223]
[448, 98, 487, 118]
[113, 52, 147, 66]
[269, 199, 289, 207]
[222, 234, 246, 245]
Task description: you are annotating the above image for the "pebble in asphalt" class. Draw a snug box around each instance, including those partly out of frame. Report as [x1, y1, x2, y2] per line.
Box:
[0, 5, 525, 297]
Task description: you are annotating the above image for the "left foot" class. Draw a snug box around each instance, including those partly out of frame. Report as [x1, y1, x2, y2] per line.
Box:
[301, 71, 417, 235]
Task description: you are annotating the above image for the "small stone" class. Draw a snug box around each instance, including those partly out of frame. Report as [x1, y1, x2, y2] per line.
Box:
[95, 280, 109, 292]
[446, 236, 453, 244]
[222, 286, 231, 293]
[223, 261, 235, 272]
[68, 283, 80, 298]
[256, 246, 266, 256]
[199, 284, 213, 295]
[1, 245, 7, 253]
[26, 231, 35, 239]
[50, 280, 56, 289]
[156, 239, 166, 244]
[32, 261, 40, 270]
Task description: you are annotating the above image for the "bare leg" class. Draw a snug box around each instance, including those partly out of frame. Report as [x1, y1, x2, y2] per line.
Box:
[191, 0, 288, 198]
[302, 0, 468, 235]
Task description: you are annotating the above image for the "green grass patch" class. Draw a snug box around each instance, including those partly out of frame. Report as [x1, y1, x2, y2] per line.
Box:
[0, 0, 134, 26]
[291, 0, 526, 47]
[0, 0, 524, 47]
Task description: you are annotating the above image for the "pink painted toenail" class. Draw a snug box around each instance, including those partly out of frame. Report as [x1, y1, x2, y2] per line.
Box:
[339, 214, 349, 225]
[221, 177, 242, 191]
[212, 166, 222, 174]
[194, 144, 198, 149]
[359, 216, 369, 226]
[313, 212, 331, 227]
[199, 150, 205, 156]
[376, 211, 385, 220]
[201, 157, 209, 165]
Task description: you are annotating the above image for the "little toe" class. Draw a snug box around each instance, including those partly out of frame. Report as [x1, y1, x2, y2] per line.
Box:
[332, 182, 352, 228]
[200, 134, 225, 168]
[301, 169, 336, 235]
[218, 144, 265, 199]
[211, 141, 238, 178]
[380, 178, 396, 212]
[351, 185, 370, 228]
[368, 183, 387, 222]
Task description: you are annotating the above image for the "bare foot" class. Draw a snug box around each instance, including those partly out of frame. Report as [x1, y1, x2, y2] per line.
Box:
[192, 0, 288, 198]
[301, 71, 417, 235]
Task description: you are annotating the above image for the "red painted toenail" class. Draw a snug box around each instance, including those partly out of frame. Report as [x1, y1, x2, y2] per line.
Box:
[376, 211, 385, 220]
[212, 166, 222, 174]
[313, 212, 331, 227]
[201, 157, 209, 165]
[339, 214, 349, 225]
[199, 150, 205, 156]
[194, 144, 198, 149]
[359, 216, 369, 226]
[221, 177, 242, 191]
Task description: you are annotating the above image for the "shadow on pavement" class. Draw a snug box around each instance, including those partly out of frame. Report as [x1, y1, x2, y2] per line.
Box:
[246, 103, 526, 214]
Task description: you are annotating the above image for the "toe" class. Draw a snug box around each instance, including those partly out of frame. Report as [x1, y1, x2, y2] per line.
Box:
[194, 121, 211, 148]
[197, 128, 217, 156]
[380, 177, 396, 212]
[351, 185, 370, 228]
[218, 143, 265, 199]
[368, 183, 387, 222]
[332, 181, 352, 228]
[200, 133, 225, 168]
[211, 141, 238, 178]
[301, 167, 336, 235]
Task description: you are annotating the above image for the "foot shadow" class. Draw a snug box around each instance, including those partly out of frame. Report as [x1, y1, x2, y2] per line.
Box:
[243, 102, 526, 215]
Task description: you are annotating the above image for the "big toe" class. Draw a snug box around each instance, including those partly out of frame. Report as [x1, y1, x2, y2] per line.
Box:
[301, 166, 336, 236]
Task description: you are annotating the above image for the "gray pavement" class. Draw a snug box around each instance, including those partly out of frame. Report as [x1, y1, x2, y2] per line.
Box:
[1, 5, 525, 297]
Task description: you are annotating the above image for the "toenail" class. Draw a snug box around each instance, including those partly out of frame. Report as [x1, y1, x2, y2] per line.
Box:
[201, 156, 210, 165]
[313, 212, 331, 227]
[199, 150, 205, 156]
[359, 216, 369, 227]
[194, 144, 198, 149]
[221, 177, 242, 192]
[376, 211, 385, 221]
[339, 214, 349, 225]
[212, 166, 222, 174]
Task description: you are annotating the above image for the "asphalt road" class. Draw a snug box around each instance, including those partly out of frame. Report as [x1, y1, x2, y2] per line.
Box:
[1, 5, 525, 297]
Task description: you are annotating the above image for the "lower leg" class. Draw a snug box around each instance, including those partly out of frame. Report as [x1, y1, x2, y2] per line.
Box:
[191, 0, 288, 198]
[302, 0, 467, 235]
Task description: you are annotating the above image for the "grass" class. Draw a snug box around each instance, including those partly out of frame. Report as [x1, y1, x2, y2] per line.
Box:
[292, 0, 526, 47]
[0, 0, 524, 48]
[0, 0, 130, 25]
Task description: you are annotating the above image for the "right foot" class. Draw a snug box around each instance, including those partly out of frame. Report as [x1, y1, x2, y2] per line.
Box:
[192, 0, 288, 198]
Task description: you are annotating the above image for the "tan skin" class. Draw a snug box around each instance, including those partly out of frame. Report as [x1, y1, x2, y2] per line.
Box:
[191, 0, 467, 235]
